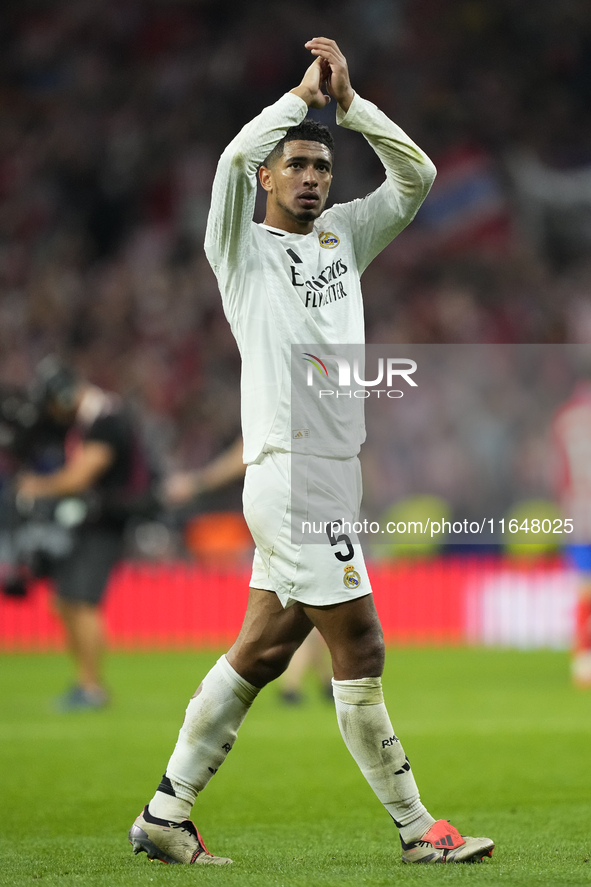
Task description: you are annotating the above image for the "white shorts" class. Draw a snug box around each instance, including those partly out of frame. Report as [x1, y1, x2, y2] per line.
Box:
[243, 449, 371, 609]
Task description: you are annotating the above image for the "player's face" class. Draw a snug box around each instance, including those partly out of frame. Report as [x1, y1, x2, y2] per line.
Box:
[261, 140, 333, 232]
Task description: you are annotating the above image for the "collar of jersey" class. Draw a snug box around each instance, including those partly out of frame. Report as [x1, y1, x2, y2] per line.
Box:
[260, 223, 315, 239]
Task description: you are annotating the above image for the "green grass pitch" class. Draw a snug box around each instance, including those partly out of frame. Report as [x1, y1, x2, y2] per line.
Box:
[1, 647, 590, 886]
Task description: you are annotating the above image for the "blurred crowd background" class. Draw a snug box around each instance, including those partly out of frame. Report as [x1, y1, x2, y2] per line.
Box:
[2, 0, 591, 551]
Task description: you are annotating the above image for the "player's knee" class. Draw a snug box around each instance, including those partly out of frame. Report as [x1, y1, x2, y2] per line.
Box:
[332, 624, 385, 679]
[253, 641, 298, 685]
[370, 640, 385, 674]
[358, 628, 385, 674]
[351, 615, 384, 656]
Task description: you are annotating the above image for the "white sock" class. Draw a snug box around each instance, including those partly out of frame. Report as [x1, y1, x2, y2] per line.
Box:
[332, 677, 435, 844]
[149, 655, 259, 820]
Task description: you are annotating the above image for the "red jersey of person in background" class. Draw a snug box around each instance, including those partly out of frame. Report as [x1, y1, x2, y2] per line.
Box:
[552, 381, 591, 546]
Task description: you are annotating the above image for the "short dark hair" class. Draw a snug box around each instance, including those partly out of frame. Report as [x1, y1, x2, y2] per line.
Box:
[262, 118, 334, 167]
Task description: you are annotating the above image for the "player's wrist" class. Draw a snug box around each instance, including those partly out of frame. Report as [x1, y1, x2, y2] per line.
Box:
[290, 86, 316, 107]
[336, 87, 355, 114]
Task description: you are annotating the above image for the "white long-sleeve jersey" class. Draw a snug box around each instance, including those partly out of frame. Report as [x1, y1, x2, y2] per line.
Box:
[204, 92, 436, 464]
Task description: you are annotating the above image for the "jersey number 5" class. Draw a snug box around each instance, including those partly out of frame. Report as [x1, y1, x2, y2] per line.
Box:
[326, 520, 354, 562]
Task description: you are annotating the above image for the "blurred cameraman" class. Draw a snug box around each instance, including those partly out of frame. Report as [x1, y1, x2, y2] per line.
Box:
[16, 357, 153, 711]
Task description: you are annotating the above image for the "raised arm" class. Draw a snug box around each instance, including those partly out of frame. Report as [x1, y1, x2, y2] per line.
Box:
[306, 37, 436, 272]
[204, 93, 307, 274]
[336, 96, 436, 271]
[204, 50, 346, 276]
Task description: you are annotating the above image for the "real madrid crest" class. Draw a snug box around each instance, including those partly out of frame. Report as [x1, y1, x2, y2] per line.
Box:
[319, 231, 339, 249]
[343, 564, 361, 589]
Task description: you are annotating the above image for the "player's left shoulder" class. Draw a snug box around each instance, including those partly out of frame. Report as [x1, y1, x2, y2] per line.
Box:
[316, 229, 342, 251]
[314, 207, 350, 253]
